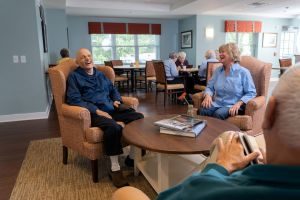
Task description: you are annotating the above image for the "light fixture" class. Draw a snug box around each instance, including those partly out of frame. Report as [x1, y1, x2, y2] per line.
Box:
[205, 27, 214, 39]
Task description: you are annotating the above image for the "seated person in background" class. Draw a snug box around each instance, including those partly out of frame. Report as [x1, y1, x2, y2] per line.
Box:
[197, 49, 219, 85]
[66, 48, 144, 188]
[164, 52, 186, 101]
[57, 48, 72, 64]
[199, 43, 256, 120]
[113, 64, 300, 200]
[175, 51, 189, 69]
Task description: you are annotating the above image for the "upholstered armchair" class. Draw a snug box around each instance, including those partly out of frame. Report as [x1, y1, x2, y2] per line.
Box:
[192, 56, 272, 136]
[48, 59, 139, 182]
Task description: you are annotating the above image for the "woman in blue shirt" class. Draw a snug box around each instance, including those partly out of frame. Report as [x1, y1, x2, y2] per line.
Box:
[198, 43, 256, 120]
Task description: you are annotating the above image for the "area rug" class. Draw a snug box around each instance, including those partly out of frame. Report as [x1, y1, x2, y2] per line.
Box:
[9, 138, 157, 200]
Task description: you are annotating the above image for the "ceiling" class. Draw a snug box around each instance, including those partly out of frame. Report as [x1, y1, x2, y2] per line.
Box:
[44, 0, 300, 19]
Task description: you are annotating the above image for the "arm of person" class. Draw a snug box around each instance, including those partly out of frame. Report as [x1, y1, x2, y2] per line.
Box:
[66, 74, 98, 114]
[240, 70, 257, 104]
[201, 68, 219, 108]
[170, 62, 179, 77]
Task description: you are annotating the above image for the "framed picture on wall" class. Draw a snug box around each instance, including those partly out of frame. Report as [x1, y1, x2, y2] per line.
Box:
[181, 30, 192, 49]
[262, 33, 277, 48]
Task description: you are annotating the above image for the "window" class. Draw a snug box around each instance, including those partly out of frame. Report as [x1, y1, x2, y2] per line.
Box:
[280, 32, 295, 57]
[91, 34, 160, 64]
[225, 33, 258, 56]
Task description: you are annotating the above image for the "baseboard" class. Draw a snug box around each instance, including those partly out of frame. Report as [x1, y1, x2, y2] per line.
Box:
[0, 103, 51, 123]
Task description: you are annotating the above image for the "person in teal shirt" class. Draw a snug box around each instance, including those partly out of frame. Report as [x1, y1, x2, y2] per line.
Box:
[112, 64, 300, 200]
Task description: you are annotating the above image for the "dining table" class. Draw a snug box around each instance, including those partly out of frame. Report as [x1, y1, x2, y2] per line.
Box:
[113, 64, 145, 92]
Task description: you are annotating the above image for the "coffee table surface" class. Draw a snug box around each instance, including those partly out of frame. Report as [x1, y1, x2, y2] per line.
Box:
[123, 115, 240, 154]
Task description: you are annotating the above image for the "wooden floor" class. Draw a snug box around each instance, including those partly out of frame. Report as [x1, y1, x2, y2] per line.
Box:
[0, 90, 187, 200]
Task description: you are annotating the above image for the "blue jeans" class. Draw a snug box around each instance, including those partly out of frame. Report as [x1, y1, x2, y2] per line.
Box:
[198, 106, 230, 120]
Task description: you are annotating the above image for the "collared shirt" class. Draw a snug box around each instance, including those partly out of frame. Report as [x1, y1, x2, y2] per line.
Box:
[198, 58, 219, 79]
[66, 67, 122, 114]
[157, 163, 300, 200]
[164, 58, 179, 80]
[204, 63, 256, 107]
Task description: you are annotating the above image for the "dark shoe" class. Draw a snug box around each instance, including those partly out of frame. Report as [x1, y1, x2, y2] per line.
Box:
[125, 155, 134, 167]
[108, 169, 129, 188]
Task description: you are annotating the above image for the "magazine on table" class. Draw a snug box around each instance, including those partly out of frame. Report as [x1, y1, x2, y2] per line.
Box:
[159, 120, 207, 137]
[154, 114, 206, 133]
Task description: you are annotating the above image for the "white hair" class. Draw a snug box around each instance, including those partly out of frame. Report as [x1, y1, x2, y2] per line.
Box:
[205, 50, 216, 59]
[272, 63, 300, 148]
[178, 51, 186, 59]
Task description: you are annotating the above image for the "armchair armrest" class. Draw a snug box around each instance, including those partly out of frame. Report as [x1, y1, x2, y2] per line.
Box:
[121, 96, 139, 110]
[61, 104, 91, 121]
[245, 96, 266, 115]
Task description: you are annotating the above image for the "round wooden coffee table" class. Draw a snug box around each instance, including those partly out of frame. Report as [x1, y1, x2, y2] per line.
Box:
[123, 115, 239, 154]
[123, 115, 239, 193]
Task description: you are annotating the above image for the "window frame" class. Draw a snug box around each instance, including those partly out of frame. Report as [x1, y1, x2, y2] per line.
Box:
[91, 34, 160, 64]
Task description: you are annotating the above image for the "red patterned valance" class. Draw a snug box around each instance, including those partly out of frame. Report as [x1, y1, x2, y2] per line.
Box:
[225, 20, 262, 33]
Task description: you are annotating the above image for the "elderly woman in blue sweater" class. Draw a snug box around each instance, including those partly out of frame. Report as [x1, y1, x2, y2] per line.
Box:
[198, 43, 256, 120]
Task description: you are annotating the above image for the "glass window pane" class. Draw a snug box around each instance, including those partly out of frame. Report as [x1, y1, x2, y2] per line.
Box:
[92, 46, 112, 64]
[91, 34, 112, 46]
[138, 35, 158, 45]
[115, 35, 134, 46]
[116, 47, 135, 63]
[139, 47, 157, 63]
[225, 33, 237, 43]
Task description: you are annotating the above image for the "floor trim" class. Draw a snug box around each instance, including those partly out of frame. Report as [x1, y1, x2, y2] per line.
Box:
[0, 103, 51, 123]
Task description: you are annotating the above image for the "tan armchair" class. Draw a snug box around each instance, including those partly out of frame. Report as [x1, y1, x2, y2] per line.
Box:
[192, 56, 272, 136]
[48, 59, 139, 182]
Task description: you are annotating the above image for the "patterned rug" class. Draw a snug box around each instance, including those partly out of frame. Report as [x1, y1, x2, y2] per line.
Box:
[9, 138, 157, 200]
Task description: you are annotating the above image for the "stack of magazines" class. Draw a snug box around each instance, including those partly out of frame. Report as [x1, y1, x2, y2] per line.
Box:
[154, 115, 207, 137]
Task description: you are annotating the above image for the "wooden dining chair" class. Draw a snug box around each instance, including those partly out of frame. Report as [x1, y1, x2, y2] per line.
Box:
[194, 62, 222, 91]
[135, 61, 156, 92]
[279, 58, 292, 76]
[153, 61, 184, 107]
[104, 61, 129, 90]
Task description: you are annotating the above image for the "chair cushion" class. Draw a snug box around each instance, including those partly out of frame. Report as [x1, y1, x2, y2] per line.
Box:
[115, 76, 128, 81]
[226, 115, 253, 131]
[85, 127, 104, 143]
[157, 83, 184, 90]
[194, 84, 206, 91]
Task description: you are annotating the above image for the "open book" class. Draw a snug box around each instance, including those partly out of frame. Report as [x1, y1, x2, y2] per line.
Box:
[159, 120, 206, 137]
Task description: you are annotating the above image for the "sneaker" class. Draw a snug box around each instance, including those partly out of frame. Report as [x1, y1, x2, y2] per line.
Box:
[108, 169, 129, 188]
[177, 92, 187, 101]
[125, 155, 134, 167]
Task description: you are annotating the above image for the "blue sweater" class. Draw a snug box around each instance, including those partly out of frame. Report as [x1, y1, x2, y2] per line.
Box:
[66, 67, 122, 114]
[157, 163, 300, 200]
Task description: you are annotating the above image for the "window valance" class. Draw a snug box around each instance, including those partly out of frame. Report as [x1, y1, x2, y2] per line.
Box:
[225, 20, 262, 33]
[88, 22, 161, 35]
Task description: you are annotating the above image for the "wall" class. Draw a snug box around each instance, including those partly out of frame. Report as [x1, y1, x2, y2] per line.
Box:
[0, 0, 50, 121]
[195, 15, 290, 67]
[46, 9, 68, 64]
[178, 16, 197, 66]
[66, 16, 179, 60]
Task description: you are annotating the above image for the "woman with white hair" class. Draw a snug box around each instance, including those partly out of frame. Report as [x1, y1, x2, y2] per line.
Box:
[199, 43, 256, 120]
[175, 51, 190, 68]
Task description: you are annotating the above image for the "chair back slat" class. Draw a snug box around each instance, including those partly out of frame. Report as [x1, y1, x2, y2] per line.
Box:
[153, 61, 166, 84]
[111, 60, 123, 66]
[279, 58, 292, 67]
[206, 62, 223, 84]
[146, 61, 156, 77]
